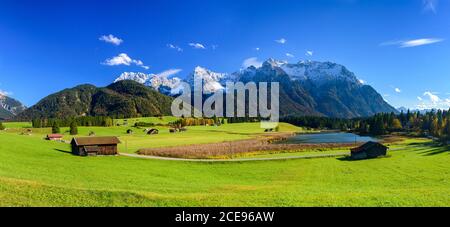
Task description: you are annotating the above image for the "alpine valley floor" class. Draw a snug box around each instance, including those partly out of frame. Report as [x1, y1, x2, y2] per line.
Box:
[0, 122, 449, 207]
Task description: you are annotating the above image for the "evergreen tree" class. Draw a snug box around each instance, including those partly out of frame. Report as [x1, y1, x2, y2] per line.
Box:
[444, 118, 450, 140]
[70, 121, 78, 135]
[51, 122, 60, 134]
[0, 122, 5, 130]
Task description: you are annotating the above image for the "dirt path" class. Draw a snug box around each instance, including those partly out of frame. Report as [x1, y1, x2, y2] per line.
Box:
[119, 152, 350, 162]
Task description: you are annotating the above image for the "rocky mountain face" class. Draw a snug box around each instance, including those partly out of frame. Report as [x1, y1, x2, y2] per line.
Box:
[115, 59, 398, 118]
[0, 94, 26, 120]
[15, 80, 173, 120]
[237, 59, 398, 118]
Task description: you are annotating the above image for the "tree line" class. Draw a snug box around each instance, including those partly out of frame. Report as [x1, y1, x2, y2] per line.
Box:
[32, 116, 114, 128]
[282, 109, 450, 142]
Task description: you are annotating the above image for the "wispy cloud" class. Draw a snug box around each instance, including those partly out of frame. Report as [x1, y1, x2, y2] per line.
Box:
[400, 38, 444, 48]
[211, 44, 219, 50]
[242, 57, 262, 68]
[167, 44, 183, 52]
[189, 43, 206, 49]
[103, 53, 149, 70]
[275, 38, 287, 44]
[423, 0, 438, 14]
[99, 34, 123, 46]
[255, 47, 260, 51]
[395, 88, 402, 93]
[305, 51, 314, 57]
[286, 53, 295, 58]
[155, 69, 182, 78]
[0, 89, 12, 97]
[381, 38, 444, 48]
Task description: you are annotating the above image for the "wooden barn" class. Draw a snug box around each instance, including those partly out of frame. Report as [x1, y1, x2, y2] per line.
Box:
[350, 141, 388, 160]
[46, 134, 63, 141]
[147, 128, 159, 135]
[71, 137, 120, 156]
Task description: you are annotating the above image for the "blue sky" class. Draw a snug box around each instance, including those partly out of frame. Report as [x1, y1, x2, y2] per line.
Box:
[0, 0, 449, 110]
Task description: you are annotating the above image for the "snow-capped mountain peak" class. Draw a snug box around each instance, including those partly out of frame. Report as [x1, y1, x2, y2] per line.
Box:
[263, 58, 288, 68]
[114, 72, 152, 84]
[189, 66, 233, 93]
[258, 59, 362, 85]
[114, 72, 183, 95]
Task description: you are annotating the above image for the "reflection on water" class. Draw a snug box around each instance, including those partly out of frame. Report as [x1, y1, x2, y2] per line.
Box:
[278, 132, 377, 144]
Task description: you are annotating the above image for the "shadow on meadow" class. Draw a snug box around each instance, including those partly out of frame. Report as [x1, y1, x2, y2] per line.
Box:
[336, 155, 391, 162]
[54, 148, 74, 156]
[408, 141, 449, 156]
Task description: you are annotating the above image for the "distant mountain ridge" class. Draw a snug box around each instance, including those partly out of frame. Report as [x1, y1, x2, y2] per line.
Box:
[115, 59, 398, 118]
[15, 80, 173, 120]
[0, 94, 26, 120]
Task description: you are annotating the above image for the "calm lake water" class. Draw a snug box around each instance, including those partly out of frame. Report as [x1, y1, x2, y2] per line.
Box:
[278, 132, 377, 144]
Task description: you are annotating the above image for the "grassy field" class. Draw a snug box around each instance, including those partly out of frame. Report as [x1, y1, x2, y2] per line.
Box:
[2, 120, 302, 153]
[0, 127, 449, 206]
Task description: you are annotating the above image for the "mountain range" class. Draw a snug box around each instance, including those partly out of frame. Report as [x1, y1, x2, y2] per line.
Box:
[0, 93, 26, 120]
[115, 59, 398, 118]
[11, 59, 398, 120]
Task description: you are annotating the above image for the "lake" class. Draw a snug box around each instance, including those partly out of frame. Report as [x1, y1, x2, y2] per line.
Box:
[278, 132, 377, 144]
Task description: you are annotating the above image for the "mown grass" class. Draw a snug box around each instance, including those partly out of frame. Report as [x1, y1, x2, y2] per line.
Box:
[0, 130, 448, 207]
[2, 121, 303, 153]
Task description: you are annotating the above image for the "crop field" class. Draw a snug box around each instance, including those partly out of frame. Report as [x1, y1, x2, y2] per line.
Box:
[0, 122, 449, 206]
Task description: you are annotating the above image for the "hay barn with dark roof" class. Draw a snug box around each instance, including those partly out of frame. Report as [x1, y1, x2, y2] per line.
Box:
[71, 136, 120, 156]
[350, 141, 388, 160]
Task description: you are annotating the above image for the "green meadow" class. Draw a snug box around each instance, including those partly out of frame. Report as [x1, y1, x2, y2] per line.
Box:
[3, 120, 301, 153]
[0, 120, 449, 207]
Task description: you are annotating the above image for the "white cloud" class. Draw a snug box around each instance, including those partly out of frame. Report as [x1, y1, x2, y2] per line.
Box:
[155, 69, 182, 78]
[167, 44, 183, 52]
[395, 88, 402, 93]
[423, 0, 438, 13]
[381, 38, 444, 48]
[275, 38, 287, 44]
[189, 43, 206, 49]
[242, 57, 262, 68]
[305, 51, 314, 56]
[423, 91, 440, 103]
[103, 53, 149, 70]
[255, 47, 260, 51]
[286, 53, 295, 58]
[416, 91, 450, 110]
[358, 79, 365, 84]
[99, 34, 123, 46]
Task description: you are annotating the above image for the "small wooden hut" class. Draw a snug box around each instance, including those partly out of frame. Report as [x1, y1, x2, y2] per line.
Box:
[46, 134, 63, 141]
[147, 128, 159, 135]
[71, 137, 120, 156]
[350, 141, 388, 160]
